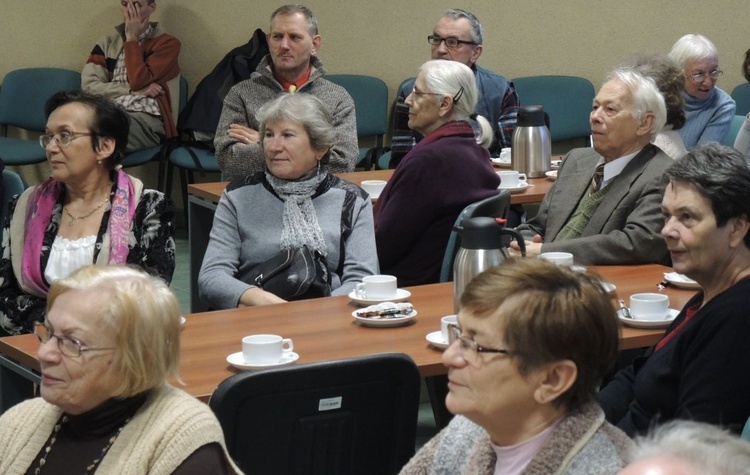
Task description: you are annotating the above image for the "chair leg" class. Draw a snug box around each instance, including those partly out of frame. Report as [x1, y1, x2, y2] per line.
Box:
[164, 162, 175, 202]
[180, 168, 189, 229]
[425, 375, 453, 430]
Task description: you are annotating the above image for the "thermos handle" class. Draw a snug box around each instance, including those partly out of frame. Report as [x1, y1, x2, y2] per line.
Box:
[500, 228, 526, 256]
[544, 112, 551, 132]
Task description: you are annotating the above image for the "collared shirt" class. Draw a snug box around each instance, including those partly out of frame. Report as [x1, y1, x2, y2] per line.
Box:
[598, 149, 641, 190]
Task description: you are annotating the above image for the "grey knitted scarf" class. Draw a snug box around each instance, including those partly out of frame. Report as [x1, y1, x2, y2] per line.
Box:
[265, 170, 328, 256]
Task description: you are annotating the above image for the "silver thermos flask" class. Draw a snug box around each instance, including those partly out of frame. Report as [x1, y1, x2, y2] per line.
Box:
[452, 217, 526, 312]
[511, 105, 551, 178]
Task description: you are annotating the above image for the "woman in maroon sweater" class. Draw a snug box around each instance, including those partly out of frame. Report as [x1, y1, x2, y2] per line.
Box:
[374, 60, 500, 286]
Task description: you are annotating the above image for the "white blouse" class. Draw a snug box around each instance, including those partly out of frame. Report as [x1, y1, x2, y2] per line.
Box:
[44, 235, 97, 284]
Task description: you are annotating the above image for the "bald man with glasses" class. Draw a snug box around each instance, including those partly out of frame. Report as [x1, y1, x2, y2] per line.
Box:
[389, 9, 519, 167]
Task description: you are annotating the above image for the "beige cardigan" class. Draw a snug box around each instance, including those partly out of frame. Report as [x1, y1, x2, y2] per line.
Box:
[0, 384, 243, 474]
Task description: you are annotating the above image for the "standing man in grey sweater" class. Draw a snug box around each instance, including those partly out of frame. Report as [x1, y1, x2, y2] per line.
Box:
[215, 4, 358, 180]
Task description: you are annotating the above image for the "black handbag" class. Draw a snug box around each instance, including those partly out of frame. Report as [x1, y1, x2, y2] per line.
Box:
[243, 245, 332, 301]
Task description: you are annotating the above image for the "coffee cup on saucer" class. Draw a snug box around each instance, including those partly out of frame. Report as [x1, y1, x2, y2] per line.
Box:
[499, 148, 511, 162]
[629, 293, 670, 320]
[441, 315, 458, 344]
[242, 334, 294, 364]
[360, 180, 387, 198]
[355, 275, 398, 300]
[497, 170, 527, 187]
[539, 252, 574, 266]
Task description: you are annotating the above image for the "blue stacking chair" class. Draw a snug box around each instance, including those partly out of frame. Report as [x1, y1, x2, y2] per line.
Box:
[1, 169, 27, 231]
[325, 74, 389, 170]
[731, 83, 750, 117]
[512, 75, 595, 144]
[0, 68, 82, 166]
[722, 114, 746, 147]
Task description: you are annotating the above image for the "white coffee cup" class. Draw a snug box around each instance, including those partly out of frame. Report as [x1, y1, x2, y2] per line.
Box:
[499, 147, 511, 162]
[360, 180, 387, 198]
[539, 252, 575, 266]
[242, 334, 294, 364]
[497, 170, 527, 187]
[441, 315, 458, 344]
[355, 275, 398, 300]
[629, 293, 670, 320]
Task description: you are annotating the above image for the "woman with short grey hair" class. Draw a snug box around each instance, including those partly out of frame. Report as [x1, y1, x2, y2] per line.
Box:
[667, 34, 736, 148]
[199, 93, 377, 308]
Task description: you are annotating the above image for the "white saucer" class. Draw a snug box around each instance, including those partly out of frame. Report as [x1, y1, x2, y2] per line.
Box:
[352, 309, 417, 327]
[348, 288, 411, 306]
[663, 272, 701, 290]
[179, 316, 186, 326]
[498, 182, 532, 194]
[226, 351, 299, 371]
[601, 281, 616, 295]
[545, 170, 558, 181]
[618, 308, 679, 329]
[491, 157, 511, 168]
[426, 331, 449, 350]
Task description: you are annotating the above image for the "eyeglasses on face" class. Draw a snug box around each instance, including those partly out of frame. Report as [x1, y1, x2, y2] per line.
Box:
[34, 321, 115, 358]
[411, 86, 465, 104]
[685, 69, 723, 83]
[427, 35, 476, 49]
[448, 323, 514, 365]
[39, 131, 93, 149]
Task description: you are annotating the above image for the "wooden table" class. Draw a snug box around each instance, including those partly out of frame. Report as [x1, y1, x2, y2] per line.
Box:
[187, 170, 555, 312]
[0, 264, 696, 411]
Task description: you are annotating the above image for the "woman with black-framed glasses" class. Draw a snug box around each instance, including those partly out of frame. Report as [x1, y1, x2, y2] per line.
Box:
[0, 265, 242, 474]
[667, 34, 736, 149]
[400, 258, 632, 475]
[0, 90, 175, 337]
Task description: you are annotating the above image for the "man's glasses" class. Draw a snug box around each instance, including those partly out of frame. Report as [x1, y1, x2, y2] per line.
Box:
[448, 323, 514, 365]
[34, 322, 115, 358]
[427, 35, 477, 49]
[685, 70, 723, 83]
[39, 131, 93, 148]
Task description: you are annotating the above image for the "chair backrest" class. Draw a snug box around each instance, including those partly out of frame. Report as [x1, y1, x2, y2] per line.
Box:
[1, 170, 27, 230]
[512, 75, 595, 143]
[731, 83, 750, 117]
[742, 415, 750, 442]
[325, 74, 389, 141]
[0, 68, 82, 131]
[209, 353, 421, 475]
[439, 190, 511, 282]
[722, 114, 745, 147]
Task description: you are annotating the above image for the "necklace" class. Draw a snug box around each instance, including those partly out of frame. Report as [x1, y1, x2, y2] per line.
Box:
[34, 414, 131, 474]
[64, 197, 109, 226]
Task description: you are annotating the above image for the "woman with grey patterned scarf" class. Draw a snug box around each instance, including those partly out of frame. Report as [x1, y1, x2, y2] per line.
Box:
[198, 93, 378, 308]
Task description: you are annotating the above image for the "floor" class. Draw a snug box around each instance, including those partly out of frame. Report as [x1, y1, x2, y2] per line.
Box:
[170, 234, 440, 450]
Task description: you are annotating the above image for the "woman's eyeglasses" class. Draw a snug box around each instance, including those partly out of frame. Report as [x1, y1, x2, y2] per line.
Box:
[685, 70, 723, 83]
[448, 323, 514, 365]
[39, 131, 93, 148]
[34, 321, 115, 358]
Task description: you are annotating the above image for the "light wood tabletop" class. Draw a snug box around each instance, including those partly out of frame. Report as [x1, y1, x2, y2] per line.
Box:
[188, 169, 556, 206]
[0, 264, 697, 403]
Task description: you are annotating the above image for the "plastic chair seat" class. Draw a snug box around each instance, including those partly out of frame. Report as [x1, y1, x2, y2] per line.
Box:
[0, 138, 48, 165]
[119, 146, 162, 168]
[169, 146, 220, 172]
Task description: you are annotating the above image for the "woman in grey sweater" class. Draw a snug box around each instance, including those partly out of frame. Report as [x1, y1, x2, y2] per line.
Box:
[199, 94, 377, 308]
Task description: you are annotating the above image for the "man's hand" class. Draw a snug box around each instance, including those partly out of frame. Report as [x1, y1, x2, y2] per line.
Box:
[123, 2, 149, 42]
[132, 83, 164, 97]
[509, 234, 543, 257]
[238, 287, 287, 307]
[228, 124, 260, 145]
